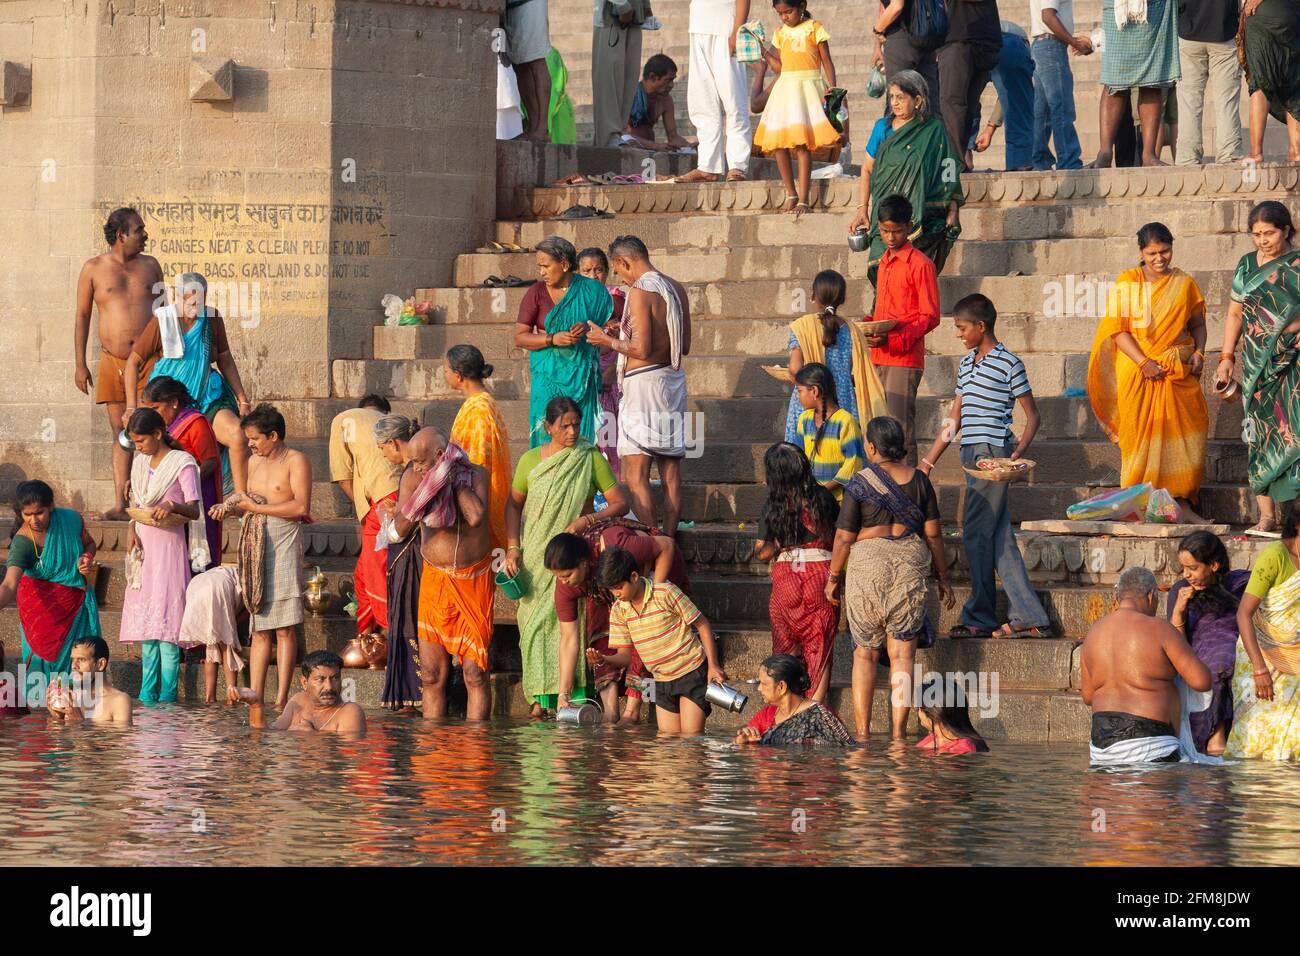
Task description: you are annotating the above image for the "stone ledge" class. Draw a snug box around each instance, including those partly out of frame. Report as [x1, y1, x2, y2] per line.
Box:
[364, 0, 505, 13]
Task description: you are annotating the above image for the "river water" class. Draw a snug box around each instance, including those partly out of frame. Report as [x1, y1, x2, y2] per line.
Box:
[2, 706, 1297, 866]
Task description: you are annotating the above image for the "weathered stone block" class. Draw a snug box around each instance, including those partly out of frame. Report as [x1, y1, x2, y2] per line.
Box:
[0, 59, 32, 105]
[189, 54, 235, 101]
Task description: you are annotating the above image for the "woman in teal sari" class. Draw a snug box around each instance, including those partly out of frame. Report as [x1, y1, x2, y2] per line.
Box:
[846, 70, 964, 285]
[1215, 201, 1300, 532]
[0, 481, 101, 700]
[504, 397, 629, 718]
[514, 236, 611, 448]
[123, 272, 252, 496]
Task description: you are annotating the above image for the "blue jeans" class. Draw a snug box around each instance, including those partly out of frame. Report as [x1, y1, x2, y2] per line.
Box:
[966, 31, 1035, 169]
[139, 640, 181, 704]
[958, 441, 1050, 632]
[1031, 35, 1083, 170]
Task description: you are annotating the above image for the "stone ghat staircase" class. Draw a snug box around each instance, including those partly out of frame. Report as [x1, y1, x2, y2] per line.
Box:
[545, 0, 1289, 167]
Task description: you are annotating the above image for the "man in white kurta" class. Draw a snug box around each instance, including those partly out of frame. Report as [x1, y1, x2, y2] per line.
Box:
[677, 0, 751, 182]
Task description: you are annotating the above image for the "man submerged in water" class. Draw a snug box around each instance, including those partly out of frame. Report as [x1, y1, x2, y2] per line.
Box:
[230, 650, 366, 734]
[46, 637, 134, 727]
[1081, 567, 1211, 765]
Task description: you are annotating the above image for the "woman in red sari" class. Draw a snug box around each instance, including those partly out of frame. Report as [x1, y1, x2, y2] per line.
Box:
[0, 480, 101, 700]
[142, 375, 223, 563]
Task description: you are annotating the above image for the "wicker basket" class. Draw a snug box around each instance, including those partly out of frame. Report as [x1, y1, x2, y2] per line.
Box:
[961, 458, 1036, 482]
[126, 507, 190, 528]
[858, 319, 900, 335]
[761, 364, 795, 384]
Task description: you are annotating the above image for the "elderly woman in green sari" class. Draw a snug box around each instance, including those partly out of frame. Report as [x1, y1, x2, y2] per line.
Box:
[1215, 201, 1300, 533]
[846, 70, 964, 285]
[0, 480, 102, 700]
[504, 396, 630, 718]
[514, 236, 612, 449]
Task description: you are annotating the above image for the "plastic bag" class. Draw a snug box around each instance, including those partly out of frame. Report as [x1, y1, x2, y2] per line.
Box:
[1066, 482, 1152, 522]
[381, 294, 405, 326]
[866, 65, 887, 99]
[1145, 488, 1183, 524]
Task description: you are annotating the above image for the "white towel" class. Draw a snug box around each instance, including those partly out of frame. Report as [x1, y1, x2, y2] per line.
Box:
[619, 271, 686, 386]
[1114, 0, 1147, 28]
[154, 304, 185, 359]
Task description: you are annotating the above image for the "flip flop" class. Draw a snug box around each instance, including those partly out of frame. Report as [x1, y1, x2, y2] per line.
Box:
[947, 625, 992, 639]
[481, 275, 536, 288]
[552, 173, 587, 186]
[557, 204, 613, 220]
[474, 240, 509, 253]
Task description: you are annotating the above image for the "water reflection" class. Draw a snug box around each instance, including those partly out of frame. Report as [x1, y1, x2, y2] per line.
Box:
[1, 706, 1298, 866]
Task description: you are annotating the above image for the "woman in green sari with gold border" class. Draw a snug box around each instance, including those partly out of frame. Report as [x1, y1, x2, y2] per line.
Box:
[846, 70, 964, 286]
[1216, 201, 1300, 532]
[514, 236, 611, 449]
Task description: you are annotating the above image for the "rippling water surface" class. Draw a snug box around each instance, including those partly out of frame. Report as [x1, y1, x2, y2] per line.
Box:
[2, 705, 1298, 866]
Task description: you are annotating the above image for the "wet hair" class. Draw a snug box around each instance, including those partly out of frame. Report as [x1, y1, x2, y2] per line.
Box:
[301, 649, 344, 677]
[544, 532, 590, 571]
[1247, 200, 1295, 241]
[761, 442, 837, 550]
[241, 403, 286, 442]
[536, 235, 579, 271]
[1283, 499, 1300, 541]
[876, 193, 913, 226]
[794, 363, 839, 457]
[918, 677, 986, 749]
[71, 636, 111, 663]
[103, 207, 140, 246]
[358, 394, 391, 414]
[1136, 221, 1175, 248]
[643, 54, 677, 79]
[1177, 530, 1238, 618]
[447, 344, 494, 381]
[953, 293, 997, 332]
[373, 415, 418, 445]
[761, 654, 812, 696]
[127, 407, 182, 450]
[887, 71, 930, 119]
[811, 270, 848, 347]
[142, 375, 195, 409]
[544, 395, 582, 425]
[865, 416, 907, 462]
[595, 547, 640, 589]
[608, 235, 650, 262]
[577, 248, 610, 275]
[772, 0, 811, 20]
[1115, 566, 1158, 601]
[11, 479, 54, 538]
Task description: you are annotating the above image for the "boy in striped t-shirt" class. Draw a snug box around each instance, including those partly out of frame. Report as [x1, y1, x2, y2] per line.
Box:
[587, 547, 726, 734]
[918, 294, 1052, 639]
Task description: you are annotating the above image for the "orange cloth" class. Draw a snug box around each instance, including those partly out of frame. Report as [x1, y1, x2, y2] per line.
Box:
[416, 553, 495, 671]
[450, 392, 511, 552]
[1087, 266, 1208, 500]
[870, 243, 940, 369]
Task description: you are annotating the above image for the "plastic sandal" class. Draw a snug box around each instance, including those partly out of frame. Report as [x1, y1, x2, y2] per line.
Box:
[947, 625, 992, 639]
[557, 204, 613, 220]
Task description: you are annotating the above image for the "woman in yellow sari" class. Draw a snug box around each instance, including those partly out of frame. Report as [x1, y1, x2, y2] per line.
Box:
[783, 270, 889, 443]
[1087, 222, 1210, 522]
[1225, 500, 1300, 760]
[446, 344, 511, 552]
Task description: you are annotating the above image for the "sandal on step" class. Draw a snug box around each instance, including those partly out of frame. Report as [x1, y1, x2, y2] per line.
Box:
[780, 194, 799, 213]
[993, 624, 1051, 639]
[557, 204, 613, 220]
[481, 275, 536, 288]
[551, 173, 587, 186]
[793, 201, 811, 218]
[947, 625, 992, 639]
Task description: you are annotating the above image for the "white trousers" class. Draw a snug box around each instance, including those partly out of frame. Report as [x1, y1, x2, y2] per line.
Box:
[687, 32, 752, 173]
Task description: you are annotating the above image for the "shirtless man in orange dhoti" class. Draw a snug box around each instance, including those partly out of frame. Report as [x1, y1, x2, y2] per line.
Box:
[74, 208, 163, 519]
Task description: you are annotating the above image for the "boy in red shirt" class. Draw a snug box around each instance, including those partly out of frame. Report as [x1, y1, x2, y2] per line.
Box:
[865, 193, 941, 465]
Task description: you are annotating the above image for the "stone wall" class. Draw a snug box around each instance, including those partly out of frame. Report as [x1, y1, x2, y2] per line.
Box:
[0, 0, 499, 512]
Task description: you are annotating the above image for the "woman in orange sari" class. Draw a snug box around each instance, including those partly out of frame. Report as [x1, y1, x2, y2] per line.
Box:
[446, 345, 511, 552]
[1088, 222, 1210, 522]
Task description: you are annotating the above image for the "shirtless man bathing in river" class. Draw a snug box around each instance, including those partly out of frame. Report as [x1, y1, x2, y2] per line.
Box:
[212, 403, 312, 710]
[1081, 567, 1211, 765]
[378, 427, 493, 720]
[74, 208, 163, 520]
[231, 650, 366, 733]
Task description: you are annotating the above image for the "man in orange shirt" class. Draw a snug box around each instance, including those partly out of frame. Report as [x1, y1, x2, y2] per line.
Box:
[864, 194, 941, 465]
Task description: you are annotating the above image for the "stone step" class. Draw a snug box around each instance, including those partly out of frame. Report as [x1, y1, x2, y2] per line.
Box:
[77, 659, 1089, 740]
[414, 270, 1237, 330]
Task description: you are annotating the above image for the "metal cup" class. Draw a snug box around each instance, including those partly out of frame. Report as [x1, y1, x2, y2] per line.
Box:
[704, 682, 748, 713]
[556, 702, 601, 725]
[116, 429, 135, 451]
[847, 228, 869, 253]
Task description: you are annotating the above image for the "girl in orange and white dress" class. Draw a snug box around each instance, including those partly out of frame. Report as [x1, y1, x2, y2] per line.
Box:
[752, 0, 839, 216]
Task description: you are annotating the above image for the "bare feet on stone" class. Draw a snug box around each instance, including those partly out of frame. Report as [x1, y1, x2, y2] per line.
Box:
[103, 507, 130, 521]
[1088, 154, 1113, 169]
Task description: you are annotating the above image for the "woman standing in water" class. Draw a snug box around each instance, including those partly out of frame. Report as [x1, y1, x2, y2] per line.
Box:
[1167, 531, 1250, 756]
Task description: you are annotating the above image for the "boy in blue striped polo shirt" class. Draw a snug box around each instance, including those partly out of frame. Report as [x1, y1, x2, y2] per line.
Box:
[918, 294, 1052, 639]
